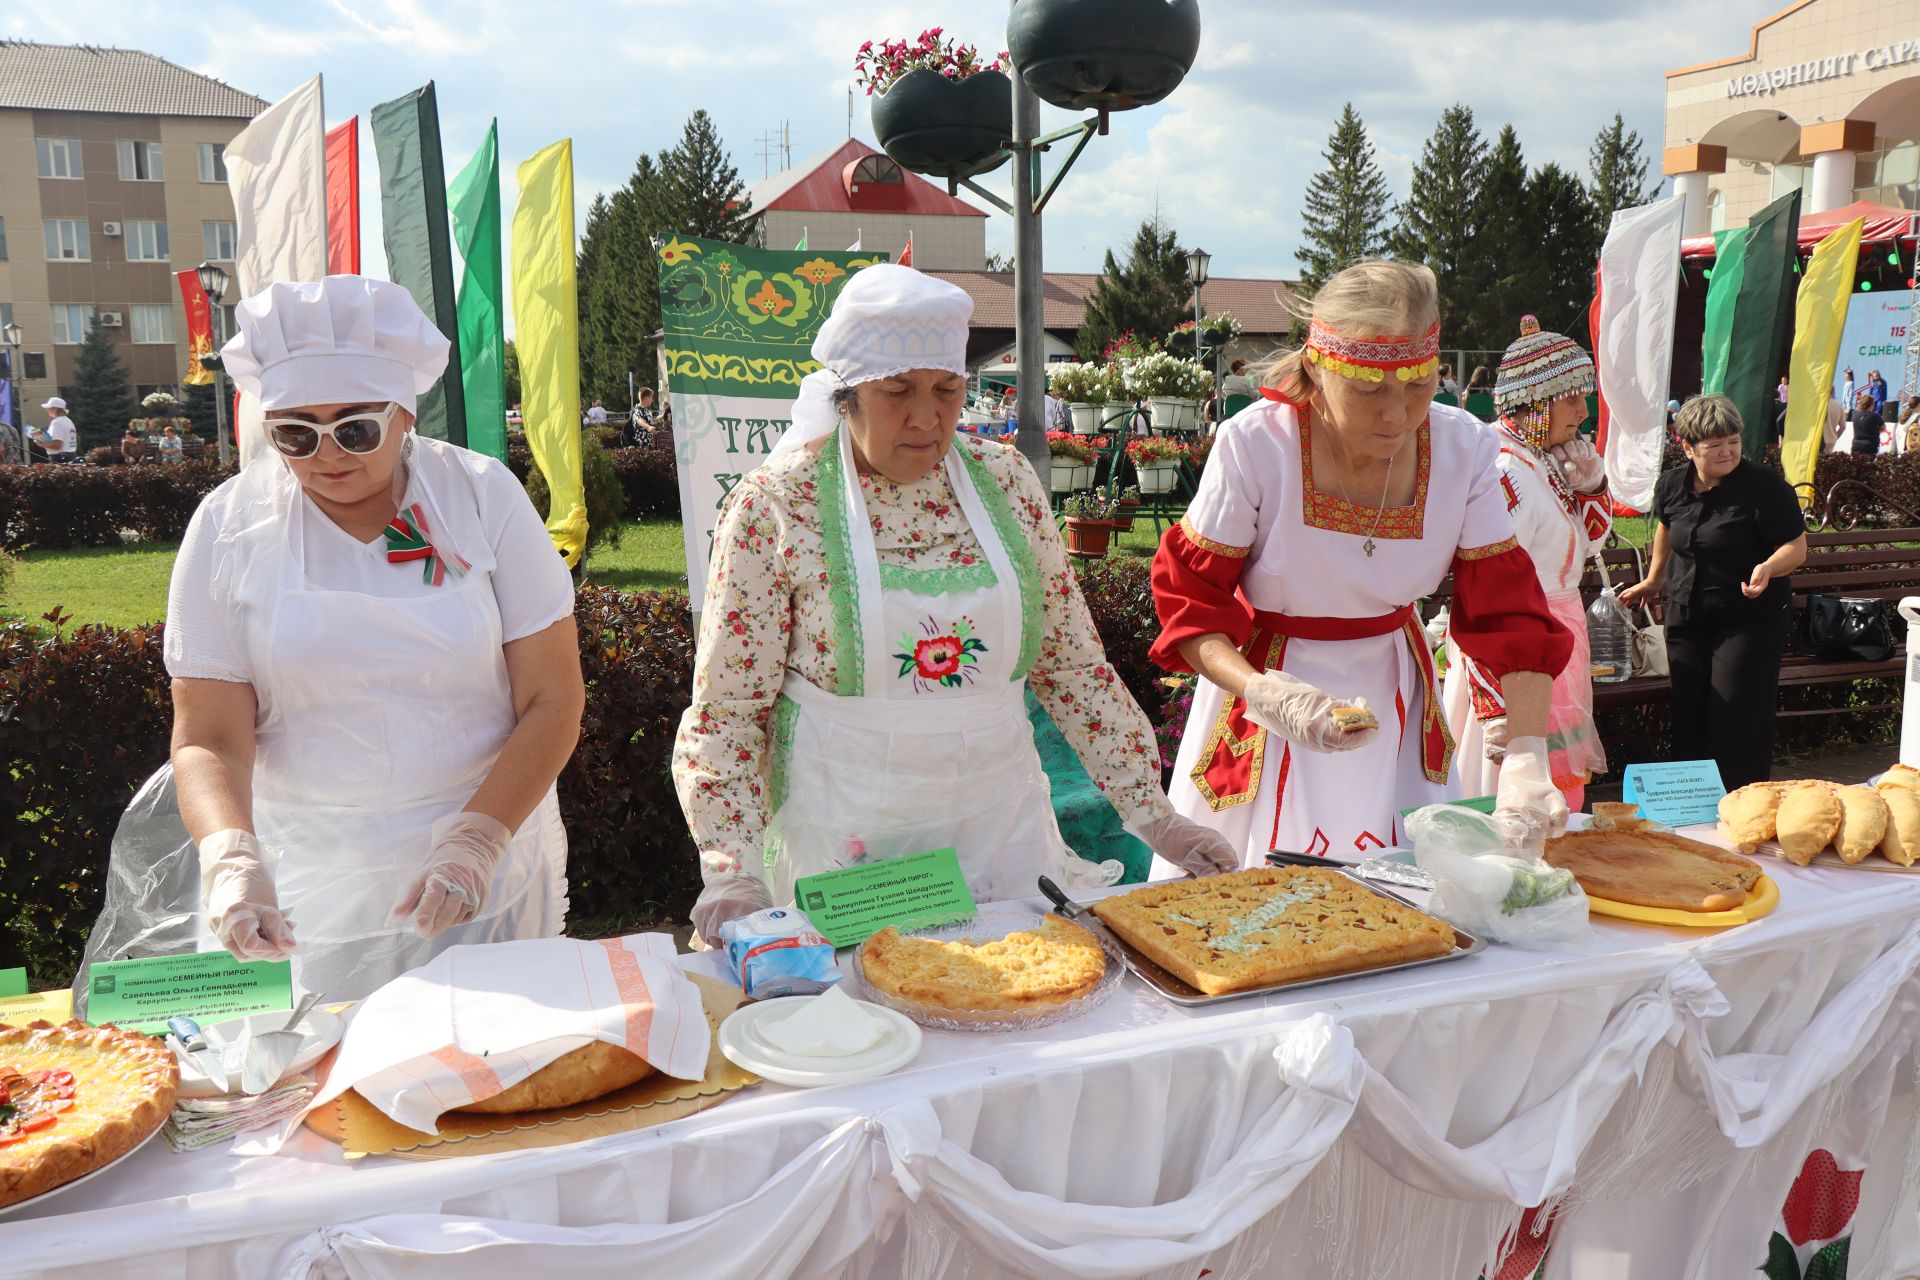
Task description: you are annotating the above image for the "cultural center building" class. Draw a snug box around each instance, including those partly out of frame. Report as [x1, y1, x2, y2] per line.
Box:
[1664, 0, 1920, 237]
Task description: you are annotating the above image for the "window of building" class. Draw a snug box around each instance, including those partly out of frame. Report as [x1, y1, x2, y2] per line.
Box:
[0, 217, 7, 261]
[50, 305, 91, 344]
[197, 142, 228, 184]
[1769, 159, 1808, 204]
[0, 303, 12, 333]
[202, 219, 237, 261]
[130, 305, 174, 344]
[218, 304, 237, 342]
[43, 218, 89, 261]
[1854, 141, 1919, 211]
[123, 220, 170, 262]
[116, 139, 165, 182]
[34, 137, 82, 179]
[1708, 189, 1727, 234]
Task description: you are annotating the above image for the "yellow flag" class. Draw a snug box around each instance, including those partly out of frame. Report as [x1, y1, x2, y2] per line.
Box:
[1782, 217, 1865, 502]
[510, 139, 588, 566]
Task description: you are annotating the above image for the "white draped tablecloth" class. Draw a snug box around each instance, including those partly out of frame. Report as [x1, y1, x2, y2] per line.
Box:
[6, 821, 1920, 1280]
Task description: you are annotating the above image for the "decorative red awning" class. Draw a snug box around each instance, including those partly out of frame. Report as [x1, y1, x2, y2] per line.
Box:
[1681, 200, 1920, 258]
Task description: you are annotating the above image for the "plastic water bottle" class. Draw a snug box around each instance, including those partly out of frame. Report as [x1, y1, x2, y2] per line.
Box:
[1587, 587, 1635, 684]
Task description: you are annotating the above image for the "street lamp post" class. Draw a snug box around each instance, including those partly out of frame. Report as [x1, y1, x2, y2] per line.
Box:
[196, 262, 232, 467]
[1187, 246, 1211, 403]
[2, 321, 22, 464]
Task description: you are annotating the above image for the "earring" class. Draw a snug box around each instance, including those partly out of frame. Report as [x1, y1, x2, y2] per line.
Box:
[402, 433, 415, 461]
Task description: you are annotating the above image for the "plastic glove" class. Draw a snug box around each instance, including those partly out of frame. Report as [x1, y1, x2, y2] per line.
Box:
[198, 829, 297, 962]
[690, 872, 774, 948]
[1241, 671, 1379, 754]
[1127, 810, 1241, 877]
[1491, 736, 1567, 857]
[394, 811, 511, 939]
[1423, 605, 1451, 649]
[1548, 438, 1606, 493]
[1481, 716, 1510, 763]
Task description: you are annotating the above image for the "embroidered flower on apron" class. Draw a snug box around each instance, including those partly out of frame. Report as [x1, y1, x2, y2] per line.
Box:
[894, 615, 987, 690]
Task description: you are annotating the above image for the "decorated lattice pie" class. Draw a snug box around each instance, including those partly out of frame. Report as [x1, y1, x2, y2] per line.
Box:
[0, 1020, 178, 1207]
[1092, 866, 1456, 995]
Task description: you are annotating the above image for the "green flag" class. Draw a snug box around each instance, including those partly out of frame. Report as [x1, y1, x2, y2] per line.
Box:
[794, 228, 808, 251]
[371, 82, 467, 445]
[1699, 228, 1748, 396]
[448, 120, 505, 461]
[1723, 190, 1800, 454]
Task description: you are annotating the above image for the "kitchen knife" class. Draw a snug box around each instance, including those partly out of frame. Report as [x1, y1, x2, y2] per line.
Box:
[167, 1016, 228, 1093]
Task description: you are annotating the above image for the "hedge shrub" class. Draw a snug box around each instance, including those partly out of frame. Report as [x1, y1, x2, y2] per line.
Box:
[0, 461, 235, 549]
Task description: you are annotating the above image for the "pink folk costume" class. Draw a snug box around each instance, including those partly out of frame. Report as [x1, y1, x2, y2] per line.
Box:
[1443, 318, 1609, 810]
[1149, 322, 1570, 870]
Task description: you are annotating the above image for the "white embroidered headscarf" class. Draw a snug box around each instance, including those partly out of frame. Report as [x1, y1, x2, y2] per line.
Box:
[767, 263, 972, 462]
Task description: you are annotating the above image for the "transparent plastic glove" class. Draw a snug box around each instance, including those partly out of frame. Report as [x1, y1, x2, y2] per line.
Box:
[1242, 671, 1379, 753]
[1128, 811, 1241, 877]
[1548, 438, 1606, 493]
[691, 872, 774, 948]
[198, 828, 297, 962]
[1423, 605, 1451, 649]
[1492, 736, 1567, 857]
[394, 811, 511, 939]
[1481, 716, 1510, 763]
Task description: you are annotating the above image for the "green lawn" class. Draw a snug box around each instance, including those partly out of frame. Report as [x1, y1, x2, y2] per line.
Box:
[4, 542, 182, 630]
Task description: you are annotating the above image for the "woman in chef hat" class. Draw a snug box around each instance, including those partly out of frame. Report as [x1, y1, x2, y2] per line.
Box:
[674, 263, 1237, 945]
[88, 277, 582, 1001]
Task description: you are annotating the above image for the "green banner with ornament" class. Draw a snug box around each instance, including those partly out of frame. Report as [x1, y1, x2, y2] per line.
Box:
[657, 236, 887, 611]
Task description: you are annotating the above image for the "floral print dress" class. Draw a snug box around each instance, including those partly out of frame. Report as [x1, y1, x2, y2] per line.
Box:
[672, 428, 1171, 890]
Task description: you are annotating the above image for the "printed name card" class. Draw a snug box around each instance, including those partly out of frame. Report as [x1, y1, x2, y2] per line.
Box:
[86, 953, 292, 1035]
[794, 848, 978, 948]
[1621, 761, 1727, 828]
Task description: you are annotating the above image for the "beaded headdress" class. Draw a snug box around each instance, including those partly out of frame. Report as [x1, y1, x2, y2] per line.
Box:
[1303, 318, 1441, 384]
[1494, 315, 1596, 451]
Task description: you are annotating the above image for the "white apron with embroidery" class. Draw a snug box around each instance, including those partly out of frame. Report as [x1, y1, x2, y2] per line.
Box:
[765, 426, 1118, 906]
[193, 442, 566, 999]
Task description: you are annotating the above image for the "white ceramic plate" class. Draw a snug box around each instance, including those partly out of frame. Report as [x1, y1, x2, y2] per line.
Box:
[173, 1007, 344, 1098]
[717, 996, 922, 1087]
[0, 1120, 163, 1218]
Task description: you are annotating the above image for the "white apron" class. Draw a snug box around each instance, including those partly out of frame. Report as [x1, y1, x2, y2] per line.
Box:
[764, 426, 1118, 906]
[181, 444, 565, 999]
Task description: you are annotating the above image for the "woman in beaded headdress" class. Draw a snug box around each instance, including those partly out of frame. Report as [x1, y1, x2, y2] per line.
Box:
[1148, 262, 1572, 868]
[1442, 316, 1611, 810]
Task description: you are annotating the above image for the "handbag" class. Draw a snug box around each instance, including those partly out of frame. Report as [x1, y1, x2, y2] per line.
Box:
[1594, 546, 1668, 678]
[1805, 594, 1895, 662]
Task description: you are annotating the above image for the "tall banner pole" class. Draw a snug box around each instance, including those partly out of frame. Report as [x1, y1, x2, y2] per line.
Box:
[511, 139, 587, 567]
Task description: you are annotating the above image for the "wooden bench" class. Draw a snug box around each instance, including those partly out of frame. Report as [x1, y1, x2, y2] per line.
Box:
[1425, 527, 1920, 717]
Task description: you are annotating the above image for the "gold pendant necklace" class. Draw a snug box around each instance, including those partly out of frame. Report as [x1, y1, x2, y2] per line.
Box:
[1326, 429, 1395, 557]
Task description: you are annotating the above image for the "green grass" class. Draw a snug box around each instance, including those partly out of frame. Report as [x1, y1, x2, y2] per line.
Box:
[3, 542, 181, 629]
[580, 520, 689, 593]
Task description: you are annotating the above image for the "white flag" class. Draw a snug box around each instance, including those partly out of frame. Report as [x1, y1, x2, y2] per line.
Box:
[1597, 194, 1684, 513]
[224, 74, 329, 466]
[846, 233, 861, 252]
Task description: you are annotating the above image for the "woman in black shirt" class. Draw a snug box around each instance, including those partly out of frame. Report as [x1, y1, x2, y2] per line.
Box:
[1619, 395, 1807, 789]
[1849, 390, 1885, 456]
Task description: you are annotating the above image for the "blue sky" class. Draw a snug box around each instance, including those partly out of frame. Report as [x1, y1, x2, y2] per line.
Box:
[14, 0, 1771, 300]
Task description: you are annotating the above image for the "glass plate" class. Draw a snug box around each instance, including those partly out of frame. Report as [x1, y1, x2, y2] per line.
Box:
[852, 909, 1125, 1033]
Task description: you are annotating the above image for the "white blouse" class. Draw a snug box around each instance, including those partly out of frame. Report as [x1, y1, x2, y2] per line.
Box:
[165, 449, 575, 683]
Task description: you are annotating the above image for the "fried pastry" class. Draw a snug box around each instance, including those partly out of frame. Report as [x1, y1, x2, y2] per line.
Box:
[1877, 763, 1920, 793]
[1590, 801, 1648, 832]
[1879, 786, 1920, 866]
[1833, 786, 1890, 864]
[452, 1040, 656, 1114]
[1775, 783, 1842, 865]
[1329, 704, 1378, 734]
[1718, 782, 1783, 853]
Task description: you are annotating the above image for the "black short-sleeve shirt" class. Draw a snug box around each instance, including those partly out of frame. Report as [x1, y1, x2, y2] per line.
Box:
[1652, 459, 1803, 627]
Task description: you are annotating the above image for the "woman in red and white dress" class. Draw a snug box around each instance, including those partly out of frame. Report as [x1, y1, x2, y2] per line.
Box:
[1149, 262, 1572, 870]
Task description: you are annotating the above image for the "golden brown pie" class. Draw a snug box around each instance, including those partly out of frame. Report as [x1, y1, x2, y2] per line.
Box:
[1833, 786, 1890, 864]
[860, 915, 1107, 1012]
[451, 1040, 657, 1115]
[1329, 705, 1378, 734]
[0, 1019, 178, 1208]
[1718, 783, 1783, 853]
[1877, 763, 1920, 793]
[1590, 802, 1648, 832]
[1544, 830, 1762, 912]
[1775, 783, 1844, 866]
[1880, 786, 1920, 866]
[1091, 866, 1455, 996]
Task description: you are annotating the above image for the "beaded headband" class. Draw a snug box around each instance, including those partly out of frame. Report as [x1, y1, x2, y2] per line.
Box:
[1303, 319, 1442, 384]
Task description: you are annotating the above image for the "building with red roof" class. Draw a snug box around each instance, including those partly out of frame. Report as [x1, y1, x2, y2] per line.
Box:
[747, 138, 987, 269]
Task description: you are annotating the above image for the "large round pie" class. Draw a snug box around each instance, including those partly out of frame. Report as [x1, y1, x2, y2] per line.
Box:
[1544, 830, 1763, 912]
[0, 1019, 178, 1208]
[860, 915, 1107, 1011]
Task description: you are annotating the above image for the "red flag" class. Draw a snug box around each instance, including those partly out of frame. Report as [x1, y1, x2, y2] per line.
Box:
[898, 232, 913, 267]
[325, 117, 360, 275]
[175, 271, 216, 386]
[1588, 261, 1607, 454]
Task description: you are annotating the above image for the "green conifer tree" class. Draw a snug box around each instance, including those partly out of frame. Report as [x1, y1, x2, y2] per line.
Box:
[1075, 217, 1191, 361]
[1387, 105, 1491, 348]
[1297, 103, 1391, 290]
[1589, 113, 1654, 232]
[1472, 125, 1531, 345]
[1520, 162, 1602, 344]
[64, 312, 138, 452]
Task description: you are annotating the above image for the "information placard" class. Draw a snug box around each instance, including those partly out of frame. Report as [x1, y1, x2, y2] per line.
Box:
[793, 848, 978, 948]
[0, 968, 26, 998]
[0, 989, 72, 1023]
[86, 953, 293, 1035]
[1621, 761, 1727, 828]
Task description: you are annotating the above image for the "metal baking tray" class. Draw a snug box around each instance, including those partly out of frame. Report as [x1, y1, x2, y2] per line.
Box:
[1037, 864, 1485, 1009]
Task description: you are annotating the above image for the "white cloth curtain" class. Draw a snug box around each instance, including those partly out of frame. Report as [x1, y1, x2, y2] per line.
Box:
[1596, 194, 1685, 512]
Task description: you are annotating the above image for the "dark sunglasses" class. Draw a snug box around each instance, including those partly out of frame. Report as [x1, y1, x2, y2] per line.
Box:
[263, 405, 400, 459]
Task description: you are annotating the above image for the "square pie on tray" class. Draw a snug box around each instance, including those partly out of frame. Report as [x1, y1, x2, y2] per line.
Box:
[1091, 866, 1456, 996]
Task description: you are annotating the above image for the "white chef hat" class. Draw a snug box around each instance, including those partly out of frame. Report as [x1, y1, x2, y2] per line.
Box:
[769, 264, 972, 462]
[221, 276, 450, 413]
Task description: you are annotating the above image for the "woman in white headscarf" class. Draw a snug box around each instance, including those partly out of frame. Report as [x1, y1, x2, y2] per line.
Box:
[90, 277, 581, 1001]
[674, 265, 1236, 943]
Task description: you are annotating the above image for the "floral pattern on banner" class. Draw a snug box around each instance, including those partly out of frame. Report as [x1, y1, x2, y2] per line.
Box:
[1760, 1149, 1862, 1280]
[672, 434, 1172, 883]
[895, 616, 987, 692]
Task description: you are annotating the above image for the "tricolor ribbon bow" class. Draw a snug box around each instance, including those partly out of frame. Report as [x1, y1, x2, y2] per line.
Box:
[384, 502, 472, 586]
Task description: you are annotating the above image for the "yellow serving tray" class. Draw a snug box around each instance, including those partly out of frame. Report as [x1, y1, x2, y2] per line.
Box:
[1582, 871, 1779, 928]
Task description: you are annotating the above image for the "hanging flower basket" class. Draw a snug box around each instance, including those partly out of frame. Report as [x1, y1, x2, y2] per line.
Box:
[1006, 0, 1202, 112]
[1135, 461, 1181, 495]
[870, 67, 1013, 180]
[1149, 397, 1200, 433]
[1050, 459, 1097, 492]
[1068, 402, 1104, 435]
